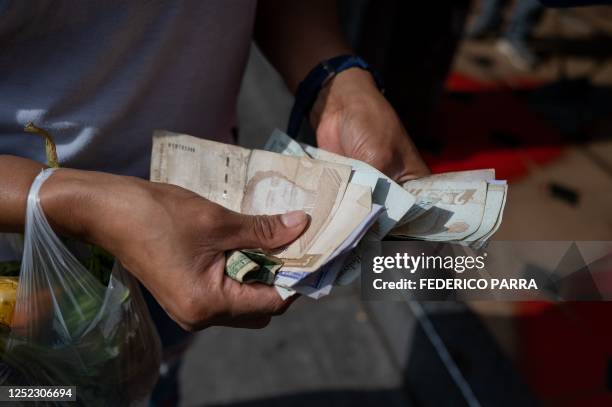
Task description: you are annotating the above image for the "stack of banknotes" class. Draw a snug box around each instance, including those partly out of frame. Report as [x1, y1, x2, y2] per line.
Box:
[150, 129, 507, 299]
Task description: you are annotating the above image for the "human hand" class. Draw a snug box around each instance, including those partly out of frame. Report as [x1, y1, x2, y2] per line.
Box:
[311, 68, 430, 182]
[40, 169, 308, 331]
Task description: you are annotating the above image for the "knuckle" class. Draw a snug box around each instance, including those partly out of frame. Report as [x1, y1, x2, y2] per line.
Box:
[353, 142, 393, 171]
[370, 151, 401, 175]
[252, 215, 276, 248]
[371, 149, 395, 168]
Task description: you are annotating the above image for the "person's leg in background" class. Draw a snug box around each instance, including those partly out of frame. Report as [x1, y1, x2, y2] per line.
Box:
[466, 0, 507, 39]
[496, 0, 545, 69]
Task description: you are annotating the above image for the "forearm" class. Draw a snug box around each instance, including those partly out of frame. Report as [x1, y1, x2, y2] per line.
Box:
[0, 155, 95, 238]
[0, 155, 46, 232]
[0, 155, 143, 251]
[255, 0, 351, 92]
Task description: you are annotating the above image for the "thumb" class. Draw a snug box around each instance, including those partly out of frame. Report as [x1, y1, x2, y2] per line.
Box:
[223, 210, 309, 251]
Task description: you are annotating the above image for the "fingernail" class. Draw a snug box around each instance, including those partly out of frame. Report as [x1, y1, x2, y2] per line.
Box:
[281, 211, 307, 228]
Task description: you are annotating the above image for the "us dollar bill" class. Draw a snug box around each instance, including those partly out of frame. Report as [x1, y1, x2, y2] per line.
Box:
[225, 250, 283, 285]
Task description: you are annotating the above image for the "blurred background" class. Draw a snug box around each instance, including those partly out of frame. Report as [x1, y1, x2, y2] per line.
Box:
[179, 1, 612, 406]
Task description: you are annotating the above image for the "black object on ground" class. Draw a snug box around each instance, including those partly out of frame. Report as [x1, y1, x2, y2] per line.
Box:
[549, 182, 580, 206]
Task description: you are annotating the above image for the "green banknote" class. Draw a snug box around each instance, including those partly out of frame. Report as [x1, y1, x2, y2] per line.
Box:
[225, 250, 283, 285]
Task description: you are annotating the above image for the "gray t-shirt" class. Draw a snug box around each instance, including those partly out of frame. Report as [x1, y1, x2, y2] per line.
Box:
[0, 0, 256, 176]
[0, 0, 257, 260]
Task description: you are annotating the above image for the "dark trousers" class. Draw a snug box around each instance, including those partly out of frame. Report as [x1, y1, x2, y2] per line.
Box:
[475, 0, 544, 41]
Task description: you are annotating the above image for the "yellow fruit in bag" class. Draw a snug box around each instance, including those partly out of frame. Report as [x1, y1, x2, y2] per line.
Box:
[0, 277, 18, 328]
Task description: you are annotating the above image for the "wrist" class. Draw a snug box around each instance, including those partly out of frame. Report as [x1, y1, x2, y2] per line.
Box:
[38, 169, 145, 253]
[37, 168, 91, 240]
[310, 67, 382, 130]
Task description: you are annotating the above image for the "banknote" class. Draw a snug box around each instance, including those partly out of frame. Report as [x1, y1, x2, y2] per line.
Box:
[242, 149, 351, 259]
[404, 169, 495, 183]
[225, 250, 283, 285]
[395, 196, 440, 226]
[263, 129, 308, 157]
[293, 204, 384, 298]
[390, 170, 507, 244]
[391, 180, 488, 241]
[282, 183, 372, 272]
[225, 251, 259, 282]
[293, 253, 349, 299]
[151, 130, 352, 265]
[393, 169, 492, 227]
[334, 249, 365, 286]
[339, 172, 506, 285]
[275, 285, 296, 300]
[275, 202, 383, 289]
[468, 183, 508, 248]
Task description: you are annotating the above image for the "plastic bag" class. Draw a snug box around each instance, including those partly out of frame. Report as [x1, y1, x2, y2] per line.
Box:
[0, 168, 161, 406]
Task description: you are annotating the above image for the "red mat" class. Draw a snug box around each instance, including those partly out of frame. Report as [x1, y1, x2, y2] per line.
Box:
[426, 72, 564, 181]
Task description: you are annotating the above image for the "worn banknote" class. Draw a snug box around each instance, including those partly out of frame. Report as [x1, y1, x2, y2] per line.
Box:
[150, 130, 371, 283]
[390, 170, 507, 245]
